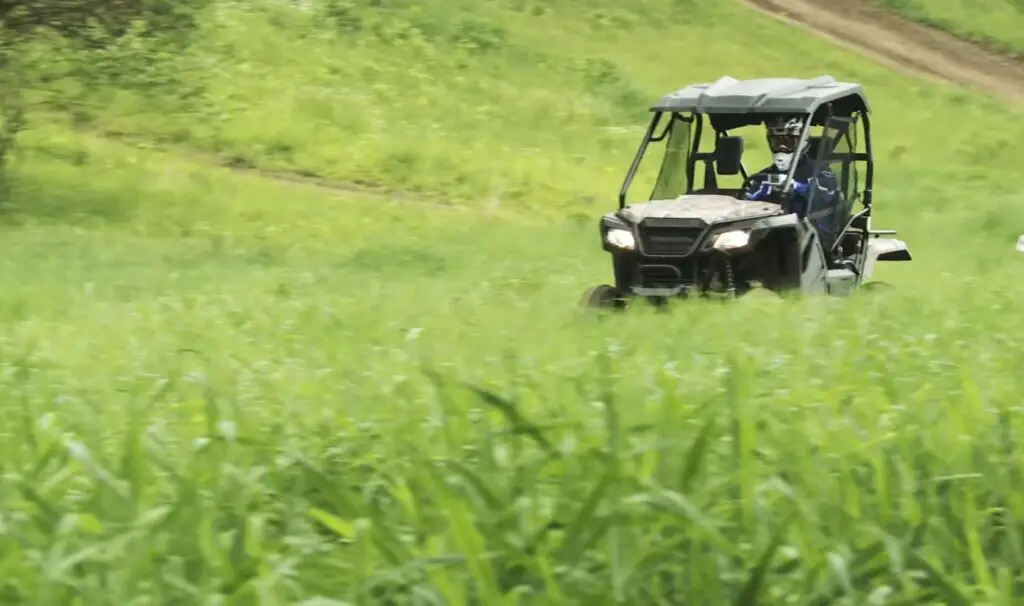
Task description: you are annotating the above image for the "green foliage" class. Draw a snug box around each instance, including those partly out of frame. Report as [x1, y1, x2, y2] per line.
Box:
[318, 0, 510, 51]
[23, 0, 1023, 215]
[0, 0, 211, 44]
[0, 35, 26, 205]
[0, 0, 211, 210]
[2, 128, 1024, 603]
[2, 0, 1024, 603]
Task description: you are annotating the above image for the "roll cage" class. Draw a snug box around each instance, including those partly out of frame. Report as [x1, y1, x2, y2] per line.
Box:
[617, 75, 879, 262]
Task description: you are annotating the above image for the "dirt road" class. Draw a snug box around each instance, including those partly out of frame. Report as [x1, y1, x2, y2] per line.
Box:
[745, 0, 1024, 102]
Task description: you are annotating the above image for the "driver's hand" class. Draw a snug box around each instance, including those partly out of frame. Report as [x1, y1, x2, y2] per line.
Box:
[746, 181, 772, 201]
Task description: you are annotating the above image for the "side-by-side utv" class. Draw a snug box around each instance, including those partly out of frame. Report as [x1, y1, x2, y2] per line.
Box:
[582, 75, 912, 309]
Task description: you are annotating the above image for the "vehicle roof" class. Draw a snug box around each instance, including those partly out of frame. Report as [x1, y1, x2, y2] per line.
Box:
[651, 75, 870, 115]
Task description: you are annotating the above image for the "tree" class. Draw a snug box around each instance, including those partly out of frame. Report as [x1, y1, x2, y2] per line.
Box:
[0, 0, 211, 203]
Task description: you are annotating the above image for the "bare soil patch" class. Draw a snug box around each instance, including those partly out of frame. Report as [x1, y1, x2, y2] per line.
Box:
[746, 0, 1024, 102]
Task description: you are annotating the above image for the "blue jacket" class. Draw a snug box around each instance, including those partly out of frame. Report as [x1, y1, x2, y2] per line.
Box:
[742, 155, 843, 245]
[742, 155, 840, 213]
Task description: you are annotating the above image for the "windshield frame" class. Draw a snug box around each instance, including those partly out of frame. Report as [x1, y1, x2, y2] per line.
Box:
[618, 110, 697, 208]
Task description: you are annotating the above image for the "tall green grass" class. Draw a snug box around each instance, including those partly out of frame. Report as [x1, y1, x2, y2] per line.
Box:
[4, 0, 1024, 603]
[5, 128, 1024, 603]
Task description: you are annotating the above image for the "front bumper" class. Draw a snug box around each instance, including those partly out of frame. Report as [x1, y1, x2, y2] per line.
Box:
[619, 258, 704, 296]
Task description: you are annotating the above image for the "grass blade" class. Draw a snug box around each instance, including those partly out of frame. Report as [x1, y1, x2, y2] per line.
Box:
[465, 384, 556, 457]
[680, 409, 717, 494]
[908, 550, 973, 606]
[733, 511, 794, 606]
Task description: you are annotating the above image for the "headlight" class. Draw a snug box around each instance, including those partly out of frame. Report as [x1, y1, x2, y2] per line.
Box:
[712, 230, 750, 251]
[605, 228, 636, 250]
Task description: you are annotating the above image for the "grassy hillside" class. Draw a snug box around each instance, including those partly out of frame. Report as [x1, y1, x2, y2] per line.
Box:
[3, 0, 1024, 603]
[20, 0, 1024, 215]
[871, 0, 1024, 56]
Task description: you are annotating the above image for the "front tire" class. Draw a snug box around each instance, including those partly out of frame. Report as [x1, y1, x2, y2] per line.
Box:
[581, 284, 627, 310]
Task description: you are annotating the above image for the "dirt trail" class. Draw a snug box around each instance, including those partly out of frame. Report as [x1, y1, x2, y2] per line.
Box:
[745, 0, 1024, 102]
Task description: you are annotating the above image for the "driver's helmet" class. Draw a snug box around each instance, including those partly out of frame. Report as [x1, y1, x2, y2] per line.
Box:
[765, 115, 808, 172]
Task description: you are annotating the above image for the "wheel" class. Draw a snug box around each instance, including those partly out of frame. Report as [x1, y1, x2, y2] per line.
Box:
[580, 284, 627, 310]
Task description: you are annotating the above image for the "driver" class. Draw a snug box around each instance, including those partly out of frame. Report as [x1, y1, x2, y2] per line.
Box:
[742, 115, 843, 248]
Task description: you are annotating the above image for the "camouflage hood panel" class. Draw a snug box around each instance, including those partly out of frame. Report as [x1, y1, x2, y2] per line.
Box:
[619, 194, 784, 225]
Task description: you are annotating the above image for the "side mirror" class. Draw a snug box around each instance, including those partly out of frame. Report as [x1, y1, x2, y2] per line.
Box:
[715, 136, 744, 176]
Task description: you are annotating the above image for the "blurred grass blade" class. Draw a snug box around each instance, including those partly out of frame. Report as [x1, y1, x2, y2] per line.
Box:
[726, 354, 755, 531]
[309, 507, 355, 540]
[557, 470, 614, 561]
[421, 465, 502, 603]
[908, 550, 972, 606]
[444, 460, 505, 513]
[634, 487, 740, 558]
[962, 490, 995, 597]
[465, 384, 555, 457]
[680, 410, 717, 493]
[733, 511, 794, 606]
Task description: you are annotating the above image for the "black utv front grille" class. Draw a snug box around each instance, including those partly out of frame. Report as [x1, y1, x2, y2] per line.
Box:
[638, 226, 703, 256]
[638, 263, 697, 288]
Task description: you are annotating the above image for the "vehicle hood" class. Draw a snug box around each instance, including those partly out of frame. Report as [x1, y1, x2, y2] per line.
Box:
[619, 194, 783, 225]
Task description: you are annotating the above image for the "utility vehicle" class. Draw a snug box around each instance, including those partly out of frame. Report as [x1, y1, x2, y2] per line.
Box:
[582, 75, 911, 309]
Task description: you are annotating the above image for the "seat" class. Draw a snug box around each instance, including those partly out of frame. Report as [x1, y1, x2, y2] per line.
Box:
[804, 136, 823, 159]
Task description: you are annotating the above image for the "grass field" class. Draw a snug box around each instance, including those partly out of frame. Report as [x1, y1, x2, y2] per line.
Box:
[4, 0, 1024, 603]
[870, 0, 1024, 56]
